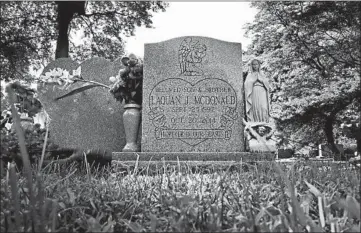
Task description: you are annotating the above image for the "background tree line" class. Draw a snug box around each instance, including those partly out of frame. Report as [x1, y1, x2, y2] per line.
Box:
[244, 1, 360, 154]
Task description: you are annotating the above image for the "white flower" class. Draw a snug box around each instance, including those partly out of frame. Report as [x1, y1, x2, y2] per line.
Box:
[40, 71, 52, 80]
[109, 76, 117, 83]
[72, 67, 81, 77]
[20, 112, 28, 118]
[49, 68, 62, 77]
[60, 70, 76, 89]
[57, 79, 63, 85]
[5, 122, 12, 131]
[59, 70, 70, 84]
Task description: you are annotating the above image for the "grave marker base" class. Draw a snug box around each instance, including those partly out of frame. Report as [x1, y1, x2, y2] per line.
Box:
[112, 152, 275, 161]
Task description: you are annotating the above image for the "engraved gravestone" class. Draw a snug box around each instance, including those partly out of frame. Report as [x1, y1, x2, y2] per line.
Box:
[142, 36, 245, 152]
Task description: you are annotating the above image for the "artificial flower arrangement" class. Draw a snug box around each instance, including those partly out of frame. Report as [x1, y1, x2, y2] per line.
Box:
[38, 54, 143, 105]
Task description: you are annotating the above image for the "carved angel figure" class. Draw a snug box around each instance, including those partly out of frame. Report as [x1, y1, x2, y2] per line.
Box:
[178, 38, 207, 76]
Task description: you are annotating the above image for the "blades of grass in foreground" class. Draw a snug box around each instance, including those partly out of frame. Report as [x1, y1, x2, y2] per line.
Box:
[133, 153, 140, 176]
[339, 195, 361, 220]
[84, 151, 91, 182]
[6, 84, 37, 231]
[38, 112, 50, 173]
[6, 162, 10, 186]
[318, 196, 326, 228]
[177, 156, 181, 175]
[9, 164, 21, 232]
[274, 162, 323, 232]
[51, 199, 58, 231]
[146, 156, 153, 176]
[36, 174, 46, 232]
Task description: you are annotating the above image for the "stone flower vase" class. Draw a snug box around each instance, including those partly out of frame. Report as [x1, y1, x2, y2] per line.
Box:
[122, 103, 141, 152]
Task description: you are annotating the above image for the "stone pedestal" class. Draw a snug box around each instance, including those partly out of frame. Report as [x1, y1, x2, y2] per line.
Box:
[248, 138, 277, 152]
[112, 152, 275, 161]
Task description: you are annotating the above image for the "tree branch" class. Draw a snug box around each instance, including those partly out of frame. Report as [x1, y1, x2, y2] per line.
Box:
[82, 11, 126, 18]
[279, 88, 361, 125]
[79, 15, 96, 40]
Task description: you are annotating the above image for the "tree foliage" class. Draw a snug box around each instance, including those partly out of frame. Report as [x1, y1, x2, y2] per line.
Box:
[244, 1, 361, 152]
[0, 1, 57, 81]
[0, 1, 168, 81]
[59, 1, 167, 60]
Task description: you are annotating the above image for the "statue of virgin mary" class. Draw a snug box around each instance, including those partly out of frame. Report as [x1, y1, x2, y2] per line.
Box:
[244, 59, 270, 123]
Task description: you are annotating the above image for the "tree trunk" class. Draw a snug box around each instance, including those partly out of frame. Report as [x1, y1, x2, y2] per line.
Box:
[324, 115, 339, 154]
[55, 1, 86, 59]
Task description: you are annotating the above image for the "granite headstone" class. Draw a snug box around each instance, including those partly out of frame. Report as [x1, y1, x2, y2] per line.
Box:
[142, 36, 245, 152]
[37, 57, 128, 152]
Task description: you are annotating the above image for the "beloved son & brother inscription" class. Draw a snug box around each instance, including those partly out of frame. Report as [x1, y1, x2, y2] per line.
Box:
[142, 37, 245, 152]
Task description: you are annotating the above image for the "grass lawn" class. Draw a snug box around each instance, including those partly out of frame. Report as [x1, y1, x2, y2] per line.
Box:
[1, 160, 360, 232]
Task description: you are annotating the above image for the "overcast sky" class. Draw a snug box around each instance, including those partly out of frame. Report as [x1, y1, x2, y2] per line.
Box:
[124, 2, 258, 57]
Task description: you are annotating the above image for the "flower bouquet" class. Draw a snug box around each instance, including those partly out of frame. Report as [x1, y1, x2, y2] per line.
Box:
[109, 54, 143, 105]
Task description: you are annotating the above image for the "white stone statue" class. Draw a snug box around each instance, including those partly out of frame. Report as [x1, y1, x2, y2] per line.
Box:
[243, 59, 276, 152]
[244, 59, 271, 123]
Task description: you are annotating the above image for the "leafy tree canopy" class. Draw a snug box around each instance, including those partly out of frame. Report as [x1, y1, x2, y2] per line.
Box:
[244, 1, 360, 152]
[0, 1, 168, 81]
[0, 1, 57, 81]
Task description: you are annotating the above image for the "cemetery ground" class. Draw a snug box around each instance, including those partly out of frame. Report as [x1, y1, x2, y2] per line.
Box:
[1, 132, 360, 232]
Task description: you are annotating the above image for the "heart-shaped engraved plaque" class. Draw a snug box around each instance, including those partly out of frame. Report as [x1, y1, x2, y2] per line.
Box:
[149, 78, 238, 146]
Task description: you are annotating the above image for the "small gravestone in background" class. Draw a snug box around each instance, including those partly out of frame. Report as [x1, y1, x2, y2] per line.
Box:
[142, 36, 245, 152]
[37, 57, 130, 152]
